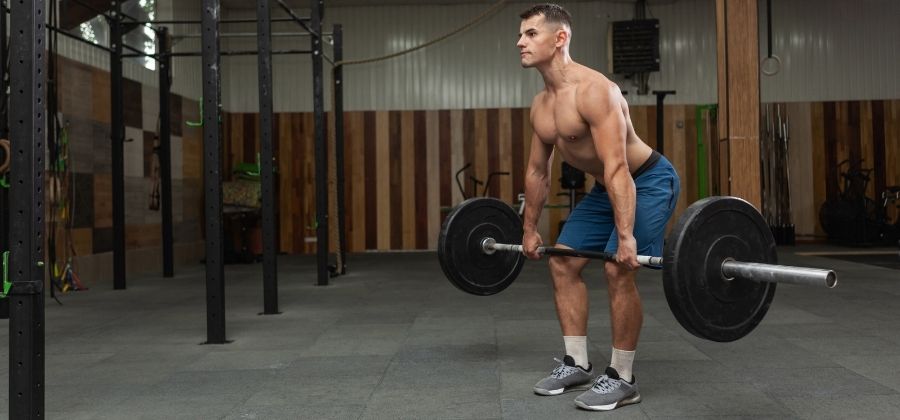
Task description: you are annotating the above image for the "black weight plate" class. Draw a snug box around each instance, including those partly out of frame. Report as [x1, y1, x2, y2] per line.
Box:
[663, 196, 777, 342]
[438, 198, 525, 296]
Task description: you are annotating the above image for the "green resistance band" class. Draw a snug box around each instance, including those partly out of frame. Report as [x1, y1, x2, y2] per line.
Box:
[186, 97, 203, 127]
[185, 97, 223, 127]
[1, 251, 9, 298]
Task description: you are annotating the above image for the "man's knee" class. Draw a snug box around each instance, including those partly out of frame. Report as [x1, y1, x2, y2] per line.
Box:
[604, 261, 637, 289]
[549, 255, 584, 281]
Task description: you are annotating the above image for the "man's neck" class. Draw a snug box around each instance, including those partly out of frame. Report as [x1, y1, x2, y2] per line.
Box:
[537, 53, 577, 93]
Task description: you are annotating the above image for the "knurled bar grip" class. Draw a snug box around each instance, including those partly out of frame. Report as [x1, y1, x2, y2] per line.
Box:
[484, 240, 662, 266]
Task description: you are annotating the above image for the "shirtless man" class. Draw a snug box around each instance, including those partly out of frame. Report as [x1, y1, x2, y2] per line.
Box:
[517, 4, 680, 411]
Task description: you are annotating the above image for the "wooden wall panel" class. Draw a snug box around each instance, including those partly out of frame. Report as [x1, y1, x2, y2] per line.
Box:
[462, 110, 475, 199]
[511, 108, 525, 200]
[415, 112, 429, 249]
[342, 112, 356, 252]
[327, 111, 337, 253]
[72, 228, 93, 258]
[276, 114, 292, 252]
[449, 110, 465, 207]
[811, 102, 826, 237]
[439, 110, 452, 229]
[426, 111, 441, 249]
[364, 112, 377, 250]
[375, 111, 391, 250]
[667, 106, 688, 219]
[885, 100, 900, 223]
[486, 109, 500, 198]
[498, 109, 513, 204]
[226, 99, 899, 253]
[93, 174, 113, 228]
[860, 101, 875, 199]
[91, 70, 111, 124]
[389, 112, 403, 249]
[682, 106, 698, 208]
[785, 102, 815, 238]
[474, 109, 488, 199]
[303, 113, 317, 254]
[400, 111, 415, 249]
[126, 224, 161, 249]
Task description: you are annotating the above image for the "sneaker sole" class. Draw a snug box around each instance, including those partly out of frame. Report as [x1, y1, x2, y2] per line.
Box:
[574, 392, 642, 411]
[533, 387, 565, 396]
[534, 383, 593, 396]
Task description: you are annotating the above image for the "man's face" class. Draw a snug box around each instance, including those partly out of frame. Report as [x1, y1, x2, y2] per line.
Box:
[517, 14, 563, 68]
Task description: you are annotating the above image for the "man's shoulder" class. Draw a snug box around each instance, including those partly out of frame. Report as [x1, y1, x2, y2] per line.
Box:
[528, 90, 550, 113]
[530, 89, 549, 103]
[577, 69, 617, 97]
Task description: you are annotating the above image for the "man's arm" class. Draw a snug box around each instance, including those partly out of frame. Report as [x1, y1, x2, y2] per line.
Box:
[579, 83, 639, 267]
[521, 107, 554, 261]
[523, 131, 554, 235]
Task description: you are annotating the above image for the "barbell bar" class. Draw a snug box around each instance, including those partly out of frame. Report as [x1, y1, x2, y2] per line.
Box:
[437, 196, 840, 342]
[480, 238, 836, 289]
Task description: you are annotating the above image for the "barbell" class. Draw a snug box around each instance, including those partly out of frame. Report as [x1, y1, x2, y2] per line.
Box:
[437, 196, 838, 342]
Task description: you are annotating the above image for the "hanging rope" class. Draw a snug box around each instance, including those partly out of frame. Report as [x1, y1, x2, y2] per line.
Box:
[332, 0, 509, 68]
[324, 0, 509, 270]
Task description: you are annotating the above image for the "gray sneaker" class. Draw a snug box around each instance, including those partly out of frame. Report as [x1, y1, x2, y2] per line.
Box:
[574, 366, 641, 411]
[533, 355, 594, 396]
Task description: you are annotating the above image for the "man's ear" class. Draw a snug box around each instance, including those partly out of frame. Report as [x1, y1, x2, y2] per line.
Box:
[555, 28, 569, 48]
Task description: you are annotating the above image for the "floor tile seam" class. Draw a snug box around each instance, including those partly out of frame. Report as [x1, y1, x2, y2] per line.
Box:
[493, 314, 504, 419]
[356, 318, 415, 420]
[222, 386, 263, 418]
[756, 381, 900, 401]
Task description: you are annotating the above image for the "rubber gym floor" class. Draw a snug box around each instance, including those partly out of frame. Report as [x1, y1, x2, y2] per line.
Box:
[2, 246, 899, 419]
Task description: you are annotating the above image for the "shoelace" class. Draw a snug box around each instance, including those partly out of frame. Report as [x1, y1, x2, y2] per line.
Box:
[591, 375, 620, 394]
[550, 358, 580, 379]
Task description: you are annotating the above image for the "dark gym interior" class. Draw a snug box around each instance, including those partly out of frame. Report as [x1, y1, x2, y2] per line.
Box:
[1, 0, 899, 418]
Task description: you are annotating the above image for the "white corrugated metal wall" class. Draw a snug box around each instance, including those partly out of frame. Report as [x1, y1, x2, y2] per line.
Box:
[220, 0, 719, 112]
[219, 0, 900, 113]
[51, 0, 202, 99]
[48, 0, 900, 110]
[758, 0, 900, 102]
[162, 0, 204, 99]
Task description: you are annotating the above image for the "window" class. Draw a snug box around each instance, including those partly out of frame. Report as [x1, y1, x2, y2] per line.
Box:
[73, 0, 157, 71]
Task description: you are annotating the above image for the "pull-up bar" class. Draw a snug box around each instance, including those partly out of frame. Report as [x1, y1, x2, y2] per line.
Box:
[46, 24, 114, 53]
[122, 49, 313, 58]
[174, 31, 333, 39]
[129, 17, 303, 26]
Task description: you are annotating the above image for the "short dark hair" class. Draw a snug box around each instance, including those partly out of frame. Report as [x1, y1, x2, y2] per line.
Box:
[519, 3, 572, 29]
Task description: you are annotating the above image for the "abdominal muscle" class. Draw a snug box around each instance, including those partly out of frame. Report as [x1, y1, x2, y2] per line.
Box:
[550, 129, 653, 185]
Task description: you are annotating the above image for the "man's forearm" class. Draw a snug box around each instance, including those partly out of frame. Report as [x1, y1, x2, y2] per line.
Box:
[604, 166, 636, 239]
[523, 171, 550, 232]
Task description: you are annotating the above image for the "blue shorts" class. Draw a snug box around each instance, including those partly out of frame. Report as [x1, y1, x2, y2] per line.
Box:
[556, 153, 680, 258]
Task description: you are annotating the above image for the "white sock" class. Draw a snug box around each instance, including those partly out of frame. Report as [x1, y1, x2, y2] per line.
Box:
[563, 336, 589, 369]
[610, 347, 635, 382]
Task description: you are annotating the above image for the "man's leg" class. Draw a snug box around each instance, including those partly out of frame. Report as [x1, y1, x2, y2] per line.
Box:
[532, 251, 595, 396]
[549, 251, 591, 367]
[549, 251, 591, 337]
[604, 261, 641, 382]
[572, 262, 643, 411]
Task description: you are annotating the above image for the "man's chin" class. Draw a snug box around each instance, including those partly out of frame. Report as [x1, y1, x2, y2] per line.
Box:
[520, 60, 533, 68]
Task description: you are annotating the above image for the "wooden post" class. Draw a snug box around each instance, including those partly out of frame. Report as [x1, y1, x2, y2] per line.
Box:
[716, 0, 761, 208]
